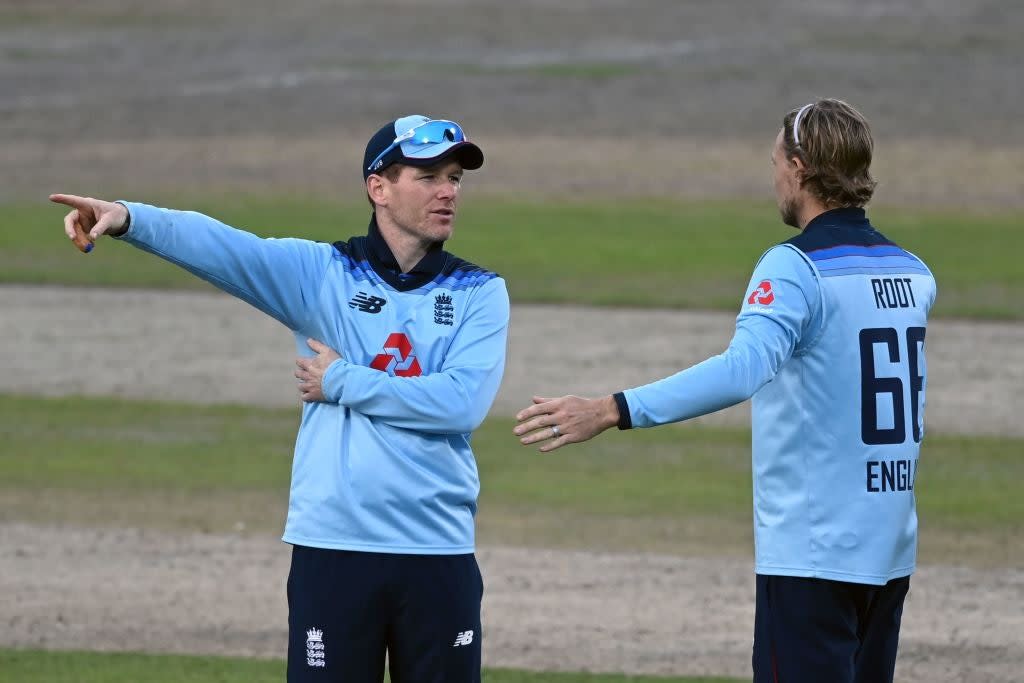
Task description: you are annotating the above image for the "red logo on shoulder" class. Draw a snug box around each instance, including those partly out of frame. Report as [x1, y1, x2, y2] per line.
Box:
[747, 280, 775, 305]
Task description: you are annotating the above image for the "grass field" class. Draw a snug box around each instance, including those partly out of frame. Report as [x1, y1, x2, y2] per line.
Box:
[4, 198, 1022, 319]
[2, 395, 1020, 567]
[0, 649, 741, 683]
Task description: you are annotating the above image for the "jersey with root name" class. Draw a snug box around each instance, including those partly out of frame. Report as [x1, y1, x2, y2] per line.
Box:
[750, 208, 936, 584]
[119, 203, 509, 554]
[619, 208, 936, 585]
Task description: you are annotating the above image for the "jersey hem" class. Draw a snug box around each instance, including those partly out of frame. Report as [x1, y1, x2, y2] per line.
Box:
[755, 563, 915, 585]
[282, 534, 474, 555]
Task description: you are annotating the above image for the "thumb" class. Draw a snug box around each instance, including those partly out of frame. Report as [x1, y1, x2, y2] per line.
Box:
[532, 396, 553, 405]
[89, 213, 120, 240]
[307, 338, 327, 353]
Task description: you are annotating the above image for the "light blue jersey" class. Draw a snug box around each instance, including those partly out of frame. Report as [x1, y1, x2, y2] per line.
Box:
[618, 208, 935, 584]
[120, 202, 510, 554]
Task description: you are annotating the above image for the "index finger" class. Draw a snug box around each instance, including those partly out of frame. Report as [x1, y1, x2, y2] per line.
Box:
[49, 193, 88, 209]
[516, 401, 554, 422]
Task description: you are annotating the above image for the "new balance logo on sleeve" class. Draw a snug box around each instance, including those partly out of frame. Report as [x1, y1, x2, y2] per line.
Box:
[452, 630, 474, 647]
[348, 292, 387, 313]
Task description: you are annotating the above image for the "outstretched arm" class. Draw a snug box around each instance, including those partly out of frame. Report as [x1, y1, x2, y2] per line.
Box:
[514, 245, 821, 452]
[52, 194, 333, 332]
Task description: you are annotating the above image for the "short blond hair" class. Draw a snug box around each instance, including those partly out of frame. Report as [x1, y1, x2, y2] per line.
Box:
[783, 98, 877, 207]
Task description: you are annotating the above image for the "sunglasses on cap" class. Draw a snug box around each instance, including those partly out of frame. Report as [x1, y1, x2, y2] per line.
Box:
[367, 119, 467, 173]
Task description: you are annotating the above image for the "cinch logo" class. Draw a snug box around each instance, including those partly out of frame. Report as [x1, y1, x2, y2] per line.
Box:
[370, 333, 422, 377]
[747, 280, 775, 305]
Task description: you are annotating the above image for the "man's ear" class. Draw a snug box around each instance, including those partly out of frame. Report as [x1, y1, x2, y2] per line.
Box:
[790, 155, 807, 184]
[367, 175, 387, 207]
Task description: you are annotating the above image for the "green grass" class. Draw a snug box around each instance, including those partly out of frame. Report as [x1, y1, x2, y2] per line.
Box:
[0, 649, 740, 683]
[7, 198, 1022, 319]
[1, 394, 1021, 566]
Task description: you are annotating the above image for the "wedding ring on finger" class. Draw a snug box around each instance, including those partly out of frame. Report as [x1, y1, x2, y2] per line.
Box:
[551, 425, 561, 438]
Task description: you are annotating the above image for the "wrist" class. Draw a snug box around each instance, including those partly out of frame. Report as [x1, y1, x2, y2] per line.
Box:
[110, 201, 131, 237]
[601, 395, 622, 430]
[321, 357, 346, 403]
[611, 392, 632, 430]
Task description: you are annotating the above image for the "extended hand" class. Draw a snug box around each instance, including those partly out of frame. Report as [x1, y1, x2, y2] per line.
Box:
[50, 193, 130, 253]
[513, 394, 621, 452]
[294, 338, 342, 403]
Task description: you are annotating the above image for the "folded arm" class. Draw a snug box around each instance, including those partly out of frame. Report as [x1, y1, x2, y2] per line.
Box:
[321, 279, 510, 434]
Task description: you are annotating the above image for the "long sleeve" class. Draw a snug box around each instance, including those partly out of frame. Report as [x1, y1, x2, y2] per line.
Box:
[623, 245, 822, 428]
[118, 202, 333, 331]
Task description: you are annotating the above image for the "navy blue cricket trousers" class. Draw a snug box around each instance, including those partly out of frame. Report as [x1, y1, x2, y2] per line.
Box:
[286, 545, 483, 683]
[752, 574, 910, 683]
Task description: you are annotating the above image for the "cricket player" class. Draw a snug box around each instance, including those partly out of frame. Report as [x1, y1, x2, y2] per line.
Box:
[513, 99, 936, 683]
[52, 114, 509, 683]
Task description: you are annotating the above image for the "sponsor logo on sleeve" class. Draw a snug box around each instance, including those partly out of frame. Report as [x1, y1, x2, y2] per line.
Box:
[747, 280, 775, 305]
[745, 279, 776, 313]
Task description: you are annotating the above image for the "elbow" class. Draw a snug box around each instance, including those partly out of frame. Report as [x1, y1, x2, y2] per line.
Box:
[721, 347, 776, 400]
[449, 400, 489, 434]
[445, 383, 493, 434]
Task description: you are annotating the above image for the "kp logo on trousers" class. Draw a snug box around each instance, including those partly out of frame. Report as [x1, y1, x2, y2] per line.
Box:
[370, 333, 422, 377]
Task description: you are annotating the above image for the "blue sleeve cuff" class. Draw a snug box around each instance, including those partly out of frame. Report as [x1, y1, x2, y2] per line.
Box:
[113, 201, 135, 239]
[321, 358, 346, 404]
[612, 392, 632, 430]
[116, 201, 132, 235]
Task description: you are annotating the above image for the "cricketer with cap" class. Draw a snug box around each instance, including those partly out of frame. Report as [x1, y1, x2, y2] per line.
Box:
[51, 114, 510, 683]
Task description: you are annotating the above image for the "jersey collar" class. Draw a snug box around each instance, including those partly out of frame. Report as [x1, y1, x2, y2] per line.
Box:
[365, 215, 448, 291]
[803, 207, 870, 232]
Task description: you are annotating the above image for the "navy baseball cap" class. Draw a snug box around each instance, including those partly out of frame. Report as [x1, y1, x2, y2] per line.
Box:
[363, 115, 484, 180]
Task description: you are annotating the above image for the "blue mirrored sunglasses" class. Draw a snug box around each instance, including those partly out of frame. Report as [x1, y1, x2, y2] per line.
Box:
[367, 119, 467, 173]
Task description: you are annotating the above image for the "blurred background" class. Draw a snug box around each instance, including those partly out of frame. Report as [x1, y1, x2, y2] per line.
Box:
[2, 2, 1022, 682]
[5, 0, 1021, 206]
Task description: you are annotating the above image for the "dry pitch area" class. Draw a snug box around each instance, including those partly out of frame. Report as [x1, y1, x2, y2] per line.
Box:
[2, 1, 1023, 681]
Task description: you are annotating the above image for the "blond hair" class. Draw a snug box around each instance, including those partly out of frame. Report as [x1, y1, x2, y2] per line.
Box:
[783, 98, 877, 207]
